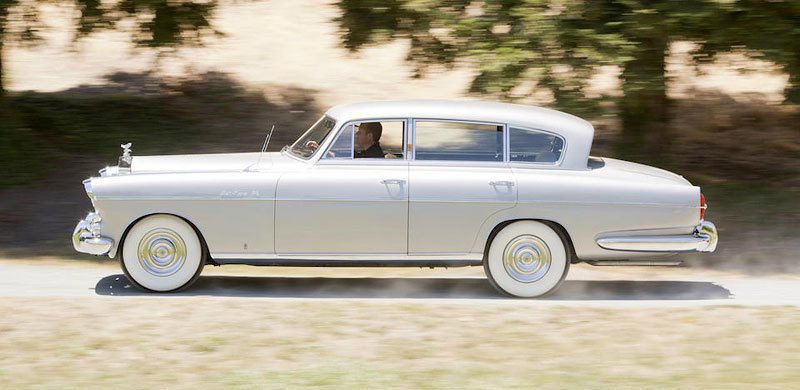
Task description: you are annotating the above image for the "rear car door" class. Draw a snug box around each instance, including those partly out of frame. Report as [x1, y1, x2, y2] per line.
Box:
[408, 120, 516, 255]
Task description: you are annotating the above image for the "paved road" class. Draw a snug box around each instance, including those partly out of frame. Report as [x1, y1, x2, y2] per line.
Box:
[1, 259, 798, 306]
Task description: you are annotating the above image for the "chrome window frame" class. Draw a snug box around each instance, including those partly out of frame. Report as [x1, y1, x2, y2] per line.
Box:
[507, 125, 568, 167]
[410, 118, 508, 165]
[321, 122, 355, 160]
[316, 118, 410, 166]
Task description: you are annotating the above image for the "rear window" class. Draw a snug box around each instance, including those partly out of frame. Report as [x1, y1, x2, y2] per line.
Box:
[414, 121, 504, 162]
[509, 127, 564, 163]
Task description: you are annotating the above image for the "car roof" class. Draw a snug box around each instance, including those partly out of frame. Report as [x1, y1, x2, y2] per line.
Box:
[326, 99, 593, 138]
[324, 99, 595, 170]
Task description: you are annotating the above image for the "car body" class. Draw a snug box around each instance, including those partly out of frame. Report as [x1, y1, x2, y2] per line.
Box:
[73, 100, 717, 297]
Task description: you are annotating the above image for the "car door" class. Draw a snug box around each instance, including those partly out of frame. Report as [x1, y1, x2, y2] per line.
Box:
[408, 119, 517, 255]
[274, 120, 409, 255]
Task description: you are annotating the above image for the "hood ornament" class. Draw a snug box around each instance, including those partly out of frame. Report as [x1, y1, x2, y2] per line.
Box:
[119, 142, 132, 168]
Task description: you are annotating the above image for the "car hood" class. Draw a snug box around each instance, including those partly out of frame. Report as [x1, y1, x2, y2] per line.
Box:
[601, 157, 691, 186]
[130, 151, 299, 174]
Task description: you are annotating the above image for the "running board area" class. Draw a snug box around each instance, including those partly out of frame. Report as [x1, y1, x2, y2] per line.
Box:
[213, 258, 482, 268]
[585, 260, 683, 266]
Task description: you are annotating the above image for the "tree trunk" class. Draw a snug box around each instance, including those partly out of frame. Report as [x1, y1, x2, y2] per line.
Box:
[786, 53, 800, 105]
[0, 6, 6, 102]
[616, 40, 670, 164]
[0, 34, 5, 102]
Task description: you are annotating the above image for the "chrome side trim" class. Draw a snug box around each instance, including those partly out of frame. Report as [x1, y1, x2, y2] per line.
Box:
[211, 253, 483, 261]
[72, 212, 114, 256]
[213, 258, 482, 267]
[596, 220, 718, 253]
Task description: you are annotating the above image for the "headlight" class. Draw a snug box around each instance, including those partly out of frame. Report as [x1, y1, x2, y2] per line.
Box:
[98, 166, 128, 176]
[83, 179, 94, 200]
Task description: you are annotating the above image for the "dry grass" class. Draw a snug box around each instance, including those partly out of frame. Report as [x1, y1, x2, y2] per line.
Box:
[0, 297, 798, 389]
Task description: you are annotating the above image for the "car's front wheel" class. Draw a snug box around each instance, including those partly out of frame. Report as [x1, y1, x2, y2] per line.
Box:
[484, 221, 570, 298]
[121, 214, 205, 292]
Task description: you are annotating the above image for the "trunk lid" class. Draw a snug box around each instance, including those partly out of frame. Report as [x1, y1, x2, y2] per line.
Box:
[599, 157, 691, 185]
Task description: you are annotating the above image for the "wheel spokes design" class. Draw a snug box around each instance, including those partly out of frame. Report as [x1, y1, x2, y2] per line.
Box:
[503, 235, 551, 283]
[137, 228, 188, 277]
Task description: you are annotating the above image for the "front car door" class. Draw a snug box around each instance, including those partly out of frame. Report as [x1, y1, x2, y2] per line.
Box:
[408, 119, 517, 256]
[274, 119, 409, 255]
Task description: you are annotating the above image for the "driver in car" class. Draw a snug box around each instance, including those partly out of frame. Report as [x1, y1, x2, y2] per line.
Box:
[354, 122, 384, 158]
[305, 122, 385, 158]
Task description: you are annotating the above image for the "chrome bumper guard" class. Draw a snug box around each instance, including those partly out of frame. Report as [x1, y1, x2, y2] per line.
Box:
[596, 221, 718, 253]
[72, 212, 114, 255]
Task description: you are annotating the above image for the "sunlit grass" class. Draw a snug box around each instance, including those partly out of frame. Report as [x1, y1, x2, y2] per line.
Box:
[0, 299, 797, 388]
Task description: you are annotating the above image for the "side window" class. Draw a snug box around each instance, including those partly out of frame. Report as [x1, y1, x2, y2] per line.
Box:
[509, 127, 564, 163]
[323, 120, 406, 160]
[414, 121, 503, 162]
[323, 124, 353, 159]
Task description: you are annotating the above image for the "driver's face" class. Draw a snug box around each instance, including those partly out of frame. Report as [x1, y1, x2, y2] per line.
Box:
[355, 126, 372, 150]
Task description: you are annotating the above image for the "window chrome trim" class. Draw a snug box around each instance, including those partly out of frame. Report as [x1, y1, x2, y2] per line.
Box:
[507, 125, 568, 166]
[411, 118, 507, 163]
[318, 118, 409, 163]
[503, 122, 510, 163]
[321, 123, 355, 160]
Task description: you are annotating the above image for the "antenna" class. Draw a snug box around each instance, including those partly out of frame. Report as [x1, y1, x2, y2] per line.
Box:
[253, 124, 276, 169]
[262, 124, 275, 153]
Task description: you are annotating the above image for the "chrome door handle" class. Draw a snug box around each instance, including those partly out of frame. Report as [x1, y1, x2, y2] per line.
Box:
[381, 179, 406, 185]
[489, 180, 514, 187]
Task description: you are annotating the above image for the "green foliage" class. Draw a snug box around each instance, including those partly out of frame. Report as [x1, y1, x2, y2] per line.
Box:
[0, 91, 201, 187]
[0, 1, 223, 94]
[336, 0, 800, 162]
[0, 1, 227, 186]
[0, 106, 48, 186]
[2, 1, 220, 48]
[695, 0, 800, 103]
[0, 71, 282, 188]
[337, 0, 799, 104]
[9, 91, 203, 154]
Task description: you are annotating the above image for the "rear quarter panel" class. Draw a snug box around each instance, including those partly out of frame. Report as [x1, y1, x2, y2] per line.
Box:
[470, 164, 701, 260]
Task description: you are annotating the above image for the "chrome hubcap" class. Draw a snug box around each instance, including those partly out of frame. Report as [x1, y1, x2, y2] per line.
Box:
[137, 228, 187, 277]
[503, 235, 551, 283]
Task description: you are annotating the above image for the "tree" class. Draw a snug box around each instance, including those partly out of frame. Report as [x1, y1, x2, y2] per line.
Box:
[336, 0, 799, 162]
[0, 0, 221, 99]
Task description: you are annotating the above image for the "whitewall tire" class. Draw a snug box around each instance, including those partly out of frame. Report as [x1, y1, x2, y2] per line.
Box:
[484, 221, 570, 298]
[121, 214, 205, 292]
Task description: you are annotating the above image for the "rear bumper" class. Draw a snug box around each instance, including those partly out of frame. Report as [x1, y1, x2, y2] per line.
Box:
[72, 212, 114, 256]
[596, 221, 718, 253]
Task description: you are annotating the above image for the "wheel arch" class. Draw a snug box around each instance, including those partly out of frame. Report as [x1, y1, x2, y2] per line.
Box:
[116, 212, 211, 264]
[482, 219, 578, 264]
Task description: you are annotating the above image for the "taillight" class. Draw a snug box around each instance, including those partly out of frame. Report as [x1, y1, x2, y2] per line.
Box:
[700, 193, 707, 220]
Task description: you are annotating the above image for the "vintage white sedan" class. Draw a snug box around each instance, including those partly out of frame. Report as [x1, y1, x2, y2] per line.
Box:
[73, 100, 717, 297]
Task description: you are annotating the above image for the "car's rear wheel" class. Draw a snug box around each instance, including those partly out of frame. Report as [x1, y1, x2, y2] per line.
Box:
[484, 221, 569, 298]
[121, 214, 205, 292]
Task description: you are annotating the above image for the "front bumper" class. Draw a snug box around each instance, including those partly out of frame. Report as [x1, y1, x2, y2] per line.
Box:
[596, 220, 718, 253]
[72, 212, 114, 256]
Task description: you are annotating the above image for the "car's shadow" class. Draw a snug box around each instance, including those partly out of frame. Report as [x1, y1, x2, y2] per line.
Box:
[94, 274, 732, 300]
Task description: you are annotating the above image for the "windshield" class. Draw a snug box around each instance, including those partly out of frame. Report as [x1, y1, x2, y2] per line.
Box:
[287, 115, 337, 159]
